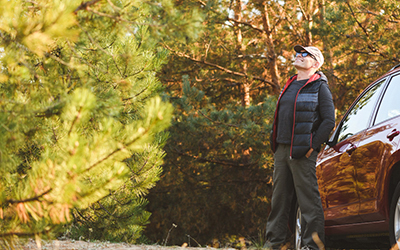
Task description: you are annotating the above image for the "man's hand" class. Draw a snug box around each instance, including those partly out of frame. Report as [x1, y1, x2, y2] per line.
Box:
[306, 148, 314, 158]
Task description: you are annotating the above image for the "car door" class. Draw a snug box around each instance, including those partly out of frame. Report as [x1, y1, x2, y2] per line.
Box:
[354, 74, 400, 221]
[317, 78, 387, 226]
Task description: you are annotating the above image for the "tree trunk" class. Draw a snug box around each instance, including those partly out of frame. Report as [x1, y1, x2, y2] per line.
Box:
[235, 0, 251, 107]
[262, 2, 280, 94]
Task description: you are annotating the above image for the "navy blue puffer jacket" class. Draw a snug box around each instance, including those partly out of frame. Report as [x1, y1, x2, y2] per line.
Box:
[271, 72, 334, 159]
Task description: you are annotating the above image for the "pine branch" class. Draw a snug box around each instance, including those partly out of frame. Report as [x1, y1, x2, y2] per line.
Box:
[122, 86, 148, 101]
[78, 175, 119, 203]
[346, 1, 370, 39]
[102, 156, 159, 200]
[74, 0, 102, 13]
[193, 76, 241, 86]
[127, 63, 148, 78]
[95, 201, 137, 219]
[84, 119, 158, 173]
[275, 3, 304, 42]
[72, 208, 96, 225]
[77, 23, 113, 57]
[65, 41, 108, 75]
[52, 126, 59, 143]
[68, 106, 83, 136]
[197, 110, 239, 128]
[197, 0, 266, 34]
[163, 43, 275, 87]
[106, 0, 122, 12]
[345, 1, 394, 61]
[227, 18, 265, 33]
[131, 158, 149, 176]
[5, 188, 52, 204]
[358, 7, 399, 23]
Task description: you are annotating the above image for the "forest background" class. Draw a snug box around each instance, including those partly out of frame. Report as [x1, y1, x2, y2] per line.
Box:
[0, 0, 399, 248]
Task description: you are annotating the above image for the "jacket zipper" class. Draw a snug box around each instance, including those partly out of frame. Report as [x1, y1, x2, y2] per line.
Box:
[272, 76, 296, 152]
[289, 74, 319, 158]
[290, 89, 301, 159]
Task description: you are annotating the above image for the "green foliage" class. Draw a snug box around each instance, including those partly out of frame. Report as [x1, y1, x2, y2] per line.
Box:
[145, 0, 400, 246]
[0, 0, 175, 244]
[146, 77, 276, 245]
[317, 0, 400, 113]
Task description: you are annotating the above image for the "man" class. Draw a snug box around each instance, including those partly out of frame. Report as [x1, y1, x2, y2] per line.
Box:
[265, 45, 335, 250]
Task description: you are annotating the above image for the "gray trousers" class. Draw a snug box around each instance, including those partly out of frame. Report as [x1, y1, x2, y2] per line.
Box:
[265, 144, 325, 250]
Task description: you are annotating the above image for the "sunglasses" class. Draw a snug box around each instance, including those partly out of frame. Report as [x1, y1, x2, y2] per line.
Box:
[295, 52, 316, 61]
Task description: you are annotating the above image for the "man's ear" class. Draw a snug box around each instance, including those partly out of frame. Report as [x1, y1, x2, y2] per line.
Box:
[313, 61, 320, 69]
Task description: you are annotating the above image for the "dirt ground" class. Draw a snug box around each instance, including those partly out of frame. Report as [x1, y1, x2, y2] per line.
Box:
[17, 239, 236, 250]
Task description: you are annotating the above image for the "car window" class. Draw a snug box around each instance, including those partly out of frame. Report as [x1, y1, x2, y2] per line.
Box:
[337, 79, 386, 142]
[374, 74, 400, 125]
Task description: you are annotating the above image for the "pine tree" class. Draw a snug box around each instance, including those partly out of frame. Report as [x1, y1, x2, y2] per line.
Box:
[146, 0, 400, 245]
[315, 0, 400, 115]
[146, 76, 276, 245]
[145, 0, 316, 245]
[0, 0, 174, 245]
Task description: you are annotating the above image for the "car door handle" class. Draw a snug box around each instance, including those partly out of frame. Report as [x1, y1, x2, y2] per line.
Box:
[346, 144, 357, 155]
[387, 129, 400, 141]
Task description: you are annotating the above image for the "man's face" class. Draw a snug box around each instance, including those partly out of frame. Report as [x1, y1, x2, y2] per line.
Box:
[293, 50, 318, 70]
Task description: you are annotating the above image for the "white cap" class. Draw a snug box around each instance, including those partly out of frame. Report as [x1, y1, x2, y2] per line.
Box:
[294, 45, 324, 69]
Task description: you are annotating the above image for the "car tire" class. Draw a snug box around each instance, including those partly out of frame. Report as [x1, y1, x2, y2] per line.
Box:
[293, 202, 302, 250]
[389, 182, 400, 247]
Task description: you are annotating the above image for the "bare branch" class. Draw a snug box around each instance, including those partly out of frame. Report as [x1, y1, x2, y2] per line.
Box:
[296, 0, 308, 19]
[358, 7, 399, 23]
[106, 0, 122, 12]
[197, 0, 265, 34]
[346, 1, 371, 39]
[194, 76, 241, 85]
[163, 43, 275, 87]
[227, 18, 265, 33]
[345, 1, 393, 60]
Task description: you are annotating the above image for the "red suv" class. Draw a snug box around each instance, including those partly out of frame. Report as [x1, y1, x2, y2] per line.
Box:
[292, 65, 400, 249]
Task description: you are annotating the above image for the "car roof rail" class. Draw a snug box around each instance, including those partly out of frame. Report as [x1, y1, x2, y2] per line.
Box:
[390, 63, 400, 71]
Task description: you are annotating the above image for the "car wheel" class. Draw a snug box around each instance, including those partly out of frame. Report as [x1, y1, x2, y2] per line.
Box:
[294, 204, 302, 250]
[390, 183, 400, 247]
